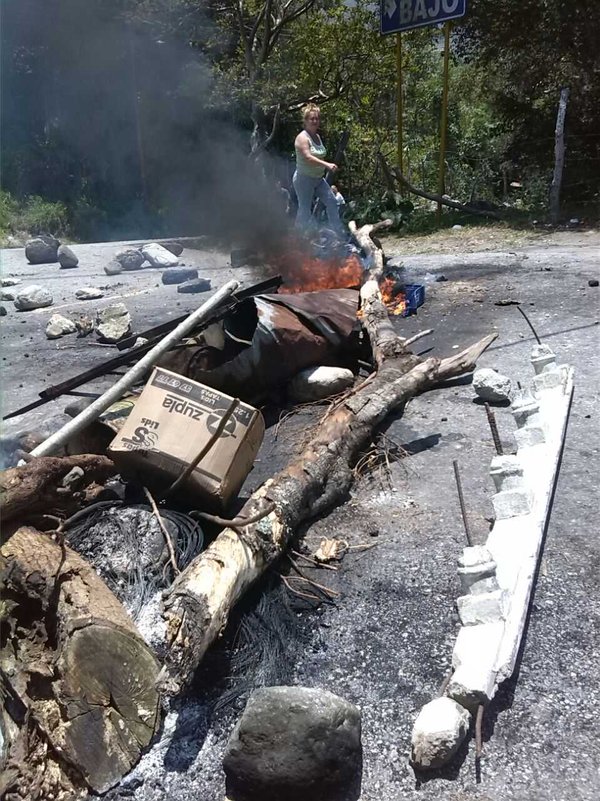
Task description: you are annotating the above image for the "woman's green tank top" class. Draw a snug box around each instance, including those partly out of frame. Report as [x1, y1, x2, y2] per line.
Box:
[295, 132, 327, 178]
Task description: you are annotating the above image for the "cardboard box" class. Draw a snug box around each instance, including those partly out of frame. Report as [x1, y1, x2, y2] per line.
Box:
[108, 367, 264, 508]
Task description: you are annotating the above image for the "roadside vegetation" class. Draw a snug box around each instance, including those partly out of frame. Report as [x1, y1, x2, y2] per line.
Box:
[1, 0, 598, 244]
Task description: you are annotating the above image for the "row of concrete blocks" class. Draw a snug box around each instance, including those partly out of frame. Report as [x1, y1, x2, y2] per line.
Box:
[411, 344, 573, 769]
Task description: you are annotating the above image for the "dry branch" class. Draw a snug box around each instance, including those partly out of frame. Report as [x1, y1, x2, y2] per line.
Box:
[377, 153, 501, 220]
[157, 224, 496, 696]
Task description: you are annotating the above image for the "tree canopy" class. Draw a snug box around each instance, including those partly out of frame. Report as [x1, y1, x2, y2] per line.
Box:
[1, 0, 598, 242]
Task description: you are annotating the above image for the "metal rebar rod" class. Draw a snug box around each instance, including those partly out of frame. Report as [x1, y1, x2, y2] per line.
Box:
[27, 280, 239, 458]
[475, 702, 485, 757]
[452, 459, 473, 547]
[484, 403, 504, 455]
[516, 305, 542, 344]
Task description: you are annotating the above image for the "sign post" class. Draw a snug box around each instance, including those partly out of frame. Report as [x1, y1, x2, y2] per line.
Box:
[396, 33, 403, 177]
[381, 1, 467, 222]
[437, 21, 451, 223]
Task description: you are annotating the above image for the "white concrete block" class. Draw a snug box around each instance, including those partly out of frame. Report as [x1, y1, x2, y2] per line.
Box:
[473, 368, 512, 403]
[410, 697, 471, 769]
[489, 455, 525, 493]
[457, 546, 498, 595]
[530, 343, 556, 374]
[457, 589, 507, 626]
[492, 488, 533, 519]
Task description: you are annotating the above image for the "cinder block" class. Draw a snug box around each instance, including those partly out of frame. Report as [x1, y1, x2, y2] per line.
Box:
[457, 590, 507, 626]
[457, 546, 498, 595]
[492, 488, 533, 519]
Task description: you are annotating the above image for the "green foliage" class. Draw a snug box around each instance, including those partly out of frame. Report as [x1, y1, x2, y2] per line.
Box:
[345, 191, 414, 231]
[0, 190, 69, 240]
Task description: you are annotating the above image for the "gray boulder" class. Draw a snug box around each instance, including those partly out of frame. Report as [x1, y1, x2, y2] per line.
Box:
[0, 291, 15, 301]
[177, 278, 211, 294]
[25, 235, 60, 264]
[223, 686, 362, 801]
[141, 242, 179, 268]
[115, 249, 145, 271]
[76, 287, 105, 300]
[46, 313, 77, 339]
[161, 268, 198, 285]
[14, 285, 53, 311]
[1, 278, 20, 287]
[473, 368, 512, 403]
[162, 241, 184, 257]
[95, 303, 131, 343]
[0, 306, 6, 317]
[58, 244, 79, 268]
[104, 260, 123, 276]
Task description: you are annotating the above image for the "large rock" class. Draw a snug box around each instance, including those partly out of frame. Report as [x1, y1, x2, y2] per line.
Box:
[0, 291, 15, 301]
[161, 241, 184, 257]
[14, 285, 53, 311]
[0, 306, 7, 317]
[76, 287, 105, 300]
[95, 303, 131, 343]
[57, 245, 79, 268]
[473, 367, 512, 403]
[141, 242, 179, 268]
[115, 249, 145, 271]
[25, 235, 60, 264]
[288, 366, 354, 403]
[104, 260, 123, 276]
[176, 278, 211, 294]
[161, 267, 198, 285]
[410, 697, 471, 769]
[46, 313, 77, 339]
[223, 686, 362, 801]
[1, 278, 20, 287]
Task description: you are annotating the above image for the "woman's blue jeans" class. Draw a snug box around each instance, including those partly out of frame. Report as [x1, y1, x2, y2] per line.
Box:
[292, 171, 344, 236]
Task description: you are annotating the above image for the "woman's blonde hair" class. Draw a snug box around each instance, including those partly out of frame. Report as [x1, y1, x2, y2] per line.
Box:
[302, 103, 321, 122]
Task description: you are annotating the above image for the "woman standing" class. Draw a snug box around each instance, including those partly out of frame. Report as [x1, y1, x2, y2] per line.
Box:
[293, 104, 344, 236]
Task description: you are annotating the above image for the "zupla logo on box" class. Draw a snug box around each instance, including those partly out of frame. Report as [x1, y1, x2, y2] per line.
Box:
[381, 0, 467, 35]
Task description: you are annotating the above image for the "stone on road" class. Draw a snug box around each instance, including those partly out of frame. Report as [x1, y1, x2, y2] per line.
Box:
[161, 268, 198, 285]
[115, 248, 145, 271]
[76, 287, 105, 300]
[104, 260, 123, 276]
[473, 367, 512, 403]
[410, 697, 471, 769]
[223, 686, 362, 801]
[46, 313, 78, 339]
[176, 278, 211, 294]
[25, 235, 60, 264]
[95, 303, 131, 343]
[288, 365, 355, 403]
[14, 285, 53, 310]
[58, 245, 79, 268]
[141, 242, 179, 268]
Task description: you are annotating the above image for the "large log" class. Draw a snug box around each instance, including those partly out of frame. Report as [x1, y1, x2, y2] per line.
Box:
[0, 454, 116, 525]
[0, 527, 161, 800]
[157, 224, 497, 696]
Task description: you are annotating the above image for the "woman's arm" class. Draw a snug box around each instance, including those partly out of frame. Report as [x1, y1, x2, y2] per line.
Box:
[295, 133, 337, 172]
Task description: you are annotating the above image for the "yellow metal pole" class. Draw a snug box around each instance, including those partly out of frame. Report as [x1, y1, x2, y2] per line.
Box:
[396, 32, 403, 178]
[437, 21, 451, 224]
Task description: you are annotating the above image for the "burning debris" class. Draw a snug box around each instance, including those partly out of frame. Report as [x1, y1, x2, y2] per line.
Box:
[0, 221, 517, 801]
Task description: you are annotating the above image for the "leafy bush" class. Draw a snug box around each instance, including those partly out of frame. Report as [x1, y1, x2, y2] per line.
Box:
[0, 190, 69, 240]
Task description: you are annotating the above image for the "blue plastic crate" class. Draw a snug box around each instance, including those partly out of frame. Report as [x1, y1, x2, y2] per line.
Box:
[401, 283, 426, 316]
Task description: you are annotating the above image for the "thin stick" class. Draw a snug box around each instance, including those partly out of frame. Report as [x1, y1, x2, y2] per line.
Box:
[438, 668, 453, 696]
[403, 329, 433, 347]
[453, 459, 473, 547]
[280, 573, 321, 602]
[163, 397, 240, 499]
[192, 503, 275, 530]
[516, 305, 542, 344]
[143, 486, 180, 575]
[484, 403, 504, 455]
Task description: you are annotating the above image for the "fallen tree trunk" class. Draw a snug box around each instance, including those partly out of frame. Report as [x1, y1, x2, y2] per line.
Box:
[0, 527, 161, 800]
[0, 453, 116, 525]
[157, 223, 497, 696]
[377, 153, 501, 220]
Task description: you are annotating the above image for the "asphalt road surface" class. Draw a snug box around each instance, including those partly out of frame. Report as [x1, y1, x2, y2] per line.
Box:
[1, 232, 599, 801]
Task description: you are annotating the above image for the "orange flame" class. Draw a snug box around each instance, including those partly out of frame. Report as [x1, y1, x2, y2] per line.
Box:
[379, 276, 407, 316]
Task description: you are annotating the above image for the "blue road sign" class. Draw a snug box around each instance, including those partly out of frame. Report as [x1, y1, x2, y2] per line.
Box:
[381, 0, 467, 35]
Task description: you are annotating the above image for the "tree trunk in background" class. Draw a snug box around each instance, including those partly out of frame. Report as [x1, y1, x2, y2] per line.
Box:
[549, 87, 570, 225]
